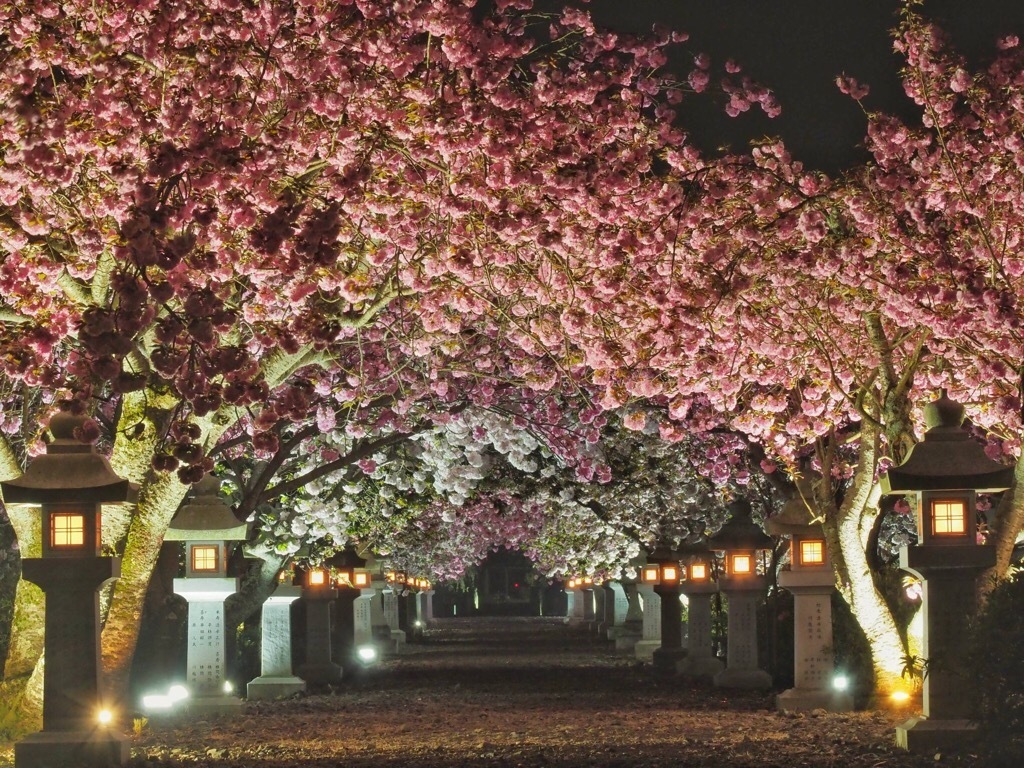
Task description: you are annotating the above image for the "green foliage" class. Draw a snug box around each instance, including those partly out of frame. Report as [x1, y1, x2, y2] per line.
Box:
[967, 572, 1024, 766]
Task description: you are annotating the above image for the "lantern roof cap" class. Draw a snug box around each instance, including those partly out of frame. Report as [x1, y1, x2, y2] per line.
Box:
[0, 412, 137, 504]
[708, 499, 773, 551]
[165, 474, 248, 541]
[881, 392, 1014, 494]
[326, 546, 367, 570]
[766, 496, 823, 536]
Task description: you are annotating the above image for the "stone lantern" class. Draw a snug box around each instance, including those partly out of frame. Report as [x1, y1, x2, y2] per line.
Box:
[1, 412, 135, 768]
[165, 474, 248, 715]
[643, 551, 686, 671]
[768, 495, 852, 712]
[677, 548, 725, 679]
[881, 391, 1013, 752]
[296, 563, 343, 688]
[708, 500, 773, 689]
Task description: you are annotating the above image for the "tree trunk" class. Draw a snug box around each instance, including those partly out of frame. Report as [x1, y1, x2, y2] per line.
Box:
[100, 468, 190, 703]
[981, 453, 1024, 598]
[820, 425, 909, 696]
[225, 551, 289, 631]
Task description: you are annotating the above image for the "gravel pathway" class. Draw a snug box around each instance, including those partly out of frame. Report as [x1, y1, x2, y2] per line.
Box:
[114, 616, 982, 767]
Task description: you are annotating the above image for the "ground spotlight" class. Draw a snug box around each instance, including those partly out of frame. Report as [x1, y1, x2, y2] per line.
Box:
[141, 683, 191, 712]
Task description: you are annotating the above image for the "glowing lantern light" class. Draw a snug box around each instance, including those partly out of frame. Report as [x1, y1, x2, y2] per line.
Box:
[687, 561, 709, 581]
[798, 538, 826, 566]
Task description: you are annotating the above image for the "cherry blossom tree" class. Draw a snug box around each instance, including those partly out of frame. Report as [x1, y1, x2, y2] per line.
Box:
[2, 0, 780, 721]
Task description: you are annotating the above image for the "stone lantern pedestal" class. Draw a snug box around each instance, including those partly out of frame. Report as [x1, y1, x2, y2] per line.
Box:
[298, 573, 343, 689]
[173, 578, 246, 715]
[677, 579, 724, 679]
[592, 585, 607, 635]
[382, 586, 406, 651]
[613, 582, 643, 652]
[713, 575, 772, 689]
[651, 583, 686, 671]
[775, 569, 851, 711]
[247, 583, 305, 700]
[17, 560, 130, 768]
[896, 545, 995, 750]
[634, 583, 661, 662]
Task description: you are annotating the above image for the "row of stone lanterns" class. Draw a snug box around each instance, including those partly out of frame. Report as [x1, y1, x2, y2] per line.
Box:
[0, 390, 1007, 764]
[637, 501, 849, 707]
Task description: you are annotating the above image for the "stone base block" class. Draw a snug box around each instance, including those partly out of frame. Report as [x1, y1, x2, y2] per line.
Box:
[186, 695, 245, 717]
[298, 662, 344, 689]
[896, 717, 979, 752]
[714, 667, 773, 690]
[776, 687, 854, 713]
[390, 630, 406, 651]
[15, 729, 131, 768]
[652, 647, 687, 672]
[614, 630, 642, 653]
[634, 639, 661, 662]
[677, 654, 724, 679]
[246, 675, 306, 701]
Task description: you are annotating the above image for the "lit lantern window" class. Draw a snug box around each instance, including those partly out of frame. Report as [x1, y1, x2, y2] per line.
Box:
[662, 565, 679, 582]
[932, 499, 966, 535]
[731, 554, 753, 575]
[51, 512, 85, 548]
[642, 565, 660, 583]
[191, 545, 219, 572]
[353, 570, 370, 588]
[799, 540, 825, 566]
[308, 569, 327, 586]
[689, 563, 708, 581]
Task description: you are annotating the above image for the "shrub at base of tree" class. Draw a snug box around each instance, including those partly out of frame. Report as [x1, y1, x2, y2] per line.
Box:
[968, 572, 1024, 766]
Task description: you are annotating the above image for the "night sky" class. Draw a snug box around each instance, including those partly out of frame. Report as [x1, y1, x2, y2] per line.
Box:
[581, 1, 1024, 174]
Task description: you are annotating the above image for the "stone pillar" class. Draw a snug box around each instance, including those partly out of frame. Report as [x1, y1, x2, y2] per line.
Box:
[652, 582, 685, 670]
[175, 578, 245, 713]
[896, 546, 994, 751]
[714, 577, 771, 689]
[353, 590, 375, 646]
[634, 584, 662, 662]
[332, 586, 359, 662]
[678, 583, 724, 678]
[370, 579, 392, 645]
[382, 588, 406, 650]
[417, 589, 434, 626]
[592, 585, 607, 634]
[247, 584, 305, 700]
[299, 585, 342, 689]
[776, 571, 852, 712]
[581, 587, 596, 622]
[17, 559, 130, 768]
[566, 586, 587, 623]
[611, 582, 642, 652]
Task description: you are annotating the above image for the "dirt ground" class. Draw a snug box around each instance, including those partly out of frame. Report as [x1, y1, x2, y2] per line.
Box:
[7, 617, 992, 767]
